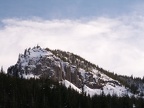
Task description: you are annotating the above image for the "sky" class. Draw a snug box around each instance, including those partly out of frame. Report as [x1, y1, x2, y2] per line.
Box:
[0, 0, 144, 78]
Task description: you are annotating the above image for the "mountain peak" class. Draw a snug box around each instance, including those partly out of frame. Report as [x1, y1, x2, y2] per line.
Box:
[23, 45, 52, 58]
[7, 46, 144, 97]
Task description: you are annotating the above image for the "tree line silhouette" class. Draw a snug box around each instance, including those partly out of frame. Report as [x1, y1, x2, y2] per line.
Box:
[0, 70, 144, 108]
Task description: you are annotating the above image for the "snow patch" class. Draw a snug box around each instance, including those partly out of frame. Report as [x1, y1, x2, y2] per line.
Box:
[83, 84, 132, 97]
[62, 80, 81, 93]
[84, 85, 102, 97]
[22, 74, 40, 79]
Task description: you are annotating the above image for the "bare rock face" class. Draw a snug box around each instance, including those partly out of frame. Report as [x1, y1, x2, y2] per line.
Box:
[7, 46, 82, 87]
[8, 46, 133, 97]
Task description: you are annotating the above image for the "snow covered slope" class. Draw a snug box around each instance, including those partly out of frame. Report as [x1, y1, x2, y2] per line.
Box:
[7, 46, 135, 97]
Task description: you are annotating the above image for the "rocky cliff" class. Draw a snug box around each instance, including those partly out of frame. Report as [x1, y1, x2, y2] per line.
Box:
[7, 46, 134, 97]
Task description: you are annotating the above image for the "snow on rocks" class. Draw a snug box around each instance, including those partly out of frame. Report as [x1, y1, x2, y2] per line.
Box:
[62, 80, 82, 93]
[9, 45, 135, 98]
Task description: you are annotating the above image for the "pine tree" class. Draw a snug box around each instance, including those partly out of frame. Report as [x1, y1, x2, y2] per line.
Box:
[24, 49, 27, 57]
[0, 66, 4, 73]
[142, 76, 144, 83]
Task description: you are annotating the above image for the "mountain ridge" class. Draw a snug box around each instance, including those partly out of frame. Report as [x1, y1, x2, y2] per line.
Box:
[7, 45, 144, 97]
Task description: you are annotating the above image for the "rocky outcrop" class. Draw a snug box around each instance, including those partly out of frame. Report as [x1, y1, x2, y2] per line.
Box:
[7, 46, 130, 96]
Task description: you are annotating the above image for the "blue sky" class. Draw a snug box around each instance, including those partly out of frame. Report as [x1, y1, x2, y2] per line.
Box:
[0, 0, 143, 19]
[1, 0, 144, 78]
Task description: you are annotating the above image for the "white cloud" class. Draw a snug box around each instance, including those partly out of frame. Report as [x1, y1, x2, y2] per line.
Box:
[1, 15, 144, 78]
